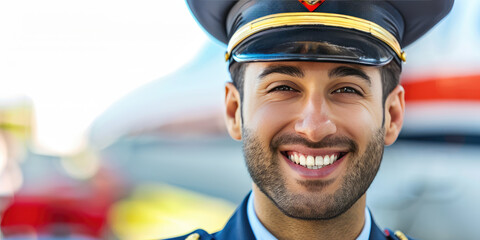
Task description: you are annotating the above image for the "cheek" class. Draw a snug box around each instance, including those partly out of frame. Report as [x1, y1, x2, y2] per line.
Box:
[245, 101, 300, 140]
[332, 103, 383, 149]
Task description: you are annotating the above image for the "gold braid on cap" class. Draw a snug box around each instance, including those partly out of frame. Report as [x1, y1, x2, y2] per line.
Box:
[225, 12, 406, 62]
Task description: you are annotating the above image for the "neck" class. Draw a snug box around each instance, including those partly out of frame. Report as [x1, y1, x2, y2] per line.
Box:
[252, 185, 366, 240]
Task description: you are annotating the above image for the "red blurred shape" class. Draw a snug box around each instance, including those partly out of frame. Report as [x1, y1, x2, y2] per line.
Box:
[403, 74, 480, 102]
[1, 192, 108, 238]
[0, 168, 123, 238]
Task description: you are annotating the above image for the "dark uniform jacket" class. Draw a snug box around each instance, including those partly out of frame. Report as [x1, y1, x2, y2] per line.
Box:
[165, 193, 414, 240]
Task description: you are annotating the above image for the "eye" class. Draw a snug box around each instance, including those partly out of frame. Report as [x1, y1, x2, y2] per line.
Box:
[333, 87, 362, 96]
[268, 85, 298, 93]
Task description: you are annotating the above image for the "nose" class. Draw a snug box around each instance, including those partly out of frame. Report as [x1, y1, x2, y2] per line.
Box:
[294, 97, 337, 142]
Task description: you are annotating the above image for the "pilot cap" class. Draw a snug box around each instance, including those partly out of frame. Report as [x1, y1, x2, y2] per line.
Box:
[187, 0, 454, 66]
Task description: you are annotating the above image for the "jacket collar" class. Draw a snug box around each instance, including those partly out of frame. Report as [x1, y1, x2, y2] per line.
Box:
[213, 192, 256, 240]
[214, 192, 387, 240]
[369, 214, 387, 240]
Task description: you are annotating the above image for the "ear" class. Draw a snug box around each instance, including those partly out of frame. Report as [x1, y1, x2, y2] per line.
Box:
[384, 85, 405, 146]
[224, 82, 242, 140]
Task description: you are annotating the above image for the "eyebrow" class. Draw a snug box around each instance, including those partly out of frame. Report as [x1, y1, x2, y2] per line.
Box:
[328, 66, 371, 86]
[258, 65, 305, 79]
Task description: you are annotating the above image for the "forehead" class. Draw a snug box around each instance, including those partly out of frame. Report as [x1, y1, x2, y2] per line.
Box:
[243, 61, 382, 85]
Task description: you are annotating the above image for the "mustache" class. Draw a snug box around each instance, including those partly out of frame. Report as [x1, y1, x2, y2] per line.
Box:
[270, 133, 358, 153]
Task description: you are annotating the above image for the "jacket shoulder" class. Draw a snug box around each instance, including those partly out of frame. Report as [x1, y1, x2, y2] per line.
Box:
[162, 229, 216, 240]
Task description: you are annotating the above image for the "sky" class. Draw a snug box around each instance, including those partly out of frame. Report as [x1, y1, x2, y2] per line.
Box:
[0, 0, 208, 155]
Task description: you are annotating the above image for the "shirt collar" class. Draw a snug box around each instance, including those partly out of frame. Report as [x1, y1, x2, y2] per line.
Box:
[246, 192, 371, 240]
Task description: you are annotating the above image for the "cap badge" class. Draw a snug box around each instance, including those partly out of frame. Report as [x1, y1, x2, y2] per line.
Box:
[298, 0, 325, 12]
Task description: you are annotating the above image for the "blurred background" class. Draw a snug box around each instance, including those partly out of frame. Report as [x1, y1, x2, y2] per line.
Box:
[0, 0, 479, 239]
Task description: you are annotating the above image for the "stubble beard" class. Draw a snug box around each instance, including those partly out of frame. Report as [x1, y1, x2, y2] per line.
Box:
[242, 128, 385, 220]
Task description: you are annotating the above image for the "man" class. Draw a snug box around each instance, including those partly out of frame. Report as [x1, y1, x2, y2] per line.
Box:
[167, 0, 453, 239]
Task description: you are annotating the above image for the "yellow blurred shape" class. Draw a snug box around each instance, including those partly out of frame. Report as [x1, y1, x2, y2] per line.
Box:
[109, 183, 235, 240]
[0, 98, 33, 141]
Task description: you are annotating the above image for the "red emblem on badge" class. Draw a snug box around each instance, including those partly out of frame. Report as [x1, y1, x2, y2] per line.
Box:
[298, 0, 325, 12]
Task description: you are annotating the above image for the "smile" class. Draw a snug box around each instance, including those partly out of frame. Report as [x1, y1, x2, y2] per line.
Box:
[282, 151, 347, 169]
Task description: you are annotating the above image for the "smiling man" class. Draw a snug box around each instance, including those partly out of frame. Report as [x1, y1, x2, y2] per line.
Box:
[167, 1, 453, 240]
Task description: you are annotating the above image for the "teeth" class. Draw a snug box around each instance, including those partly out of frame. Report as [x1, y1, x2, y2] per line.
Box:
[323, 155, 330, 165]
[286, 152, 341, 169]
[331, 154, 337, 163]
[299, 155, 306, 166]
[306, 156, 314, 167]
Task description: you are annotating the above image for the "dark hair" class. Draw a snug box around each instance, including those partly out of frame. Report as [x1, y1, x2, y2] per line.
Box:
[229, 62, 247, 103]
[228, 61, 401, 104]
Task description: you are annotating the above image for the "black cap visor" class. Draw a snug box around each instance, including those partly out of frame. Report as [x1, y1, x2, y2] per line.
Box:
[231, 26, 395, 66]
